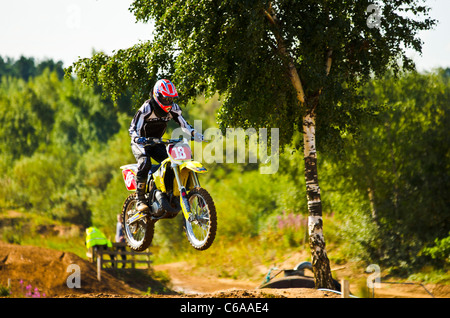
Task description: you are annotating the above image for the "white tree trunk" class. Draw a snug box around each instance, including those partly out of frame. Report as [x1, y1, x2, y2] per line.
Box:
[303, 112, 335, 289]
[264, 4, 335, 289]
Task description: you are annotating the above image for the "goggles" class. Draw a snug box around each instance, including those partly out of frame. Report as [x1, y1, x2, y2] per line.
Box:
[160, 96, 174, 106]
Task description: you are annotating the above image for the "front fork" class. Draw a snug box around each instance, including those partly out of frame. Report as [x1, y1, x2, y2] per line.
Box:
[172, 164, 200, 222]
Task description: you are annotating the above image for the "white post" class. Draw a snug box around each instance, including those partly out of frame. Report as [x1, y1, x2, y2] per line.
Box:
[97, 250, 102, 282]
[341, 279, 349, 298]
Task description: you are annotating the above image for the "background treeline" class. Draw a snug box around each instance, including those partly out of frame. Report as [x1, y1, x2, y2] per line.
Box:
[0, 56, 448, 275]
[0, 56, 135, 229]
[0, 56, 65, 81]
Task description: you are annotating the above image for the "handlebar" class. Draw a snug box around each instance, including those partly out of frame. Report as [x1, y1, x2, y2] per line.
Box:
[142, 137, 183, 145]
[140, 136, 208, 146]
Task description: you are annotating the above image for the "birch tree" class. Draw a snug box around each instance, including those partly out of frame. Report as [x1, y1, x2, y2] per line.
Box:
[67, 0, 435, 288]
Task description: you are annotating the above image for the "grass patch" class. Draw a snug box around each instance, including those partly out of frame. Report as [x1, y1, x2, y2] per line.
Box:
[0, 209, 87, 259]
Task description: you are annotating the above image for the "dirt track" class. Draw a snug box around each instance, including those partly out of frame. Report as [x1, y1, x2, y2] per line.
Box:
[0, 241, 339, 298]
[0, 242, 448, 298]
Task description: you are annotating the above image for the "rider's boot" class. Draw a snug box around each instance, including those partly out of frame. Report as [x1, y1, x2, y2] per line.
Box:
[135, 182, 149, 212]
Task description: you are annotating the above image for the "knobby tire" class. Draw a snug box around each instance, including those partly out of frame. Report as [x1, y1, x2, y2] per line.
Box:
[184, 187, 217, 251]
[121, 193, 154, 252]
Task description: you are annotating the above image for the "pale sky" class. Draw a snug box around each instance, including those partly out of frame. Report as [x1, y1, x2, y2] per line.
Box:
[1, 0, 449, 72]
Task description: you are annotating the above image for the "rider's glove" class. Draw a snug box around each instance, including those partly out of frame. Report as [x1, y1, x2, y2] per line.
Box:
[146, 138, 157, 146]
[135, 137, 147, 145]
[193, 132, 204, 142]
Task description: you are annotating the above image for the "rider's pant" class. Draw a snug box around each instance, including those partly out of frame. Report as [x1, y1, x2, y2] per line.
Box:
[131, 143, 168, 183]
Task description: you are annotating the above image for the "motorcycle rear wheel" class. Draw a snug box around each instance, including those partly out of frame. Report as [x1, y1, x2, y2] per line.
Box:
[184, 187, 217, 250]
[121, 193, 154, 252]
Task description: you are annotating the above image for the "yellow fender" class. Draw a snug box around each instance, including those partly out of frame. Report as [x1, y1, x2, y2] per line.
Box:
[179, 161, 207, 173]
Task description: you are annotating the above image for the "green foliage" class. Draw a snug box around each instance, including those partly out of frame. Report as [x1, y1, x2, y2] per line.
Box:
[422, 233, 450, 266]
[0, 56, 64, 81]
[321, 69, 450, 269]
[0, 56, 133, 227]
[0, 77, 45, 159]
[69, 0, 435, 152]
[0, 285, 11, 297]
[1, 51, 448, 280]
[12, 153, 67, 211]
[64, 2, 439, 279]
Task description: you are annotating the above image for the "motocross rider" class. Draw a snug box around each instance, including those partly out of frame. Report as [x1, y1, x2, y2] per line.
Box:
[129, 79, 203, 212]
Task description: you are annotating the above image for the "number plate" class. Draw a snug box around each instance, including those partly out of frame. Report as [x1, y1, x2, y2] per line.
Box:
[168, 144, 192, 161]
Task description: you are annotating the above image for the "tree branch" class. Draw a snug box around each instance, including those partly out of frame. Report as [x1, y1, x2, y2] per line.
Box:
[315, 48, 333, 106]
[263, 6, 276, 26]
[264, 6, 306, 105]
[325, 48, 333, 76]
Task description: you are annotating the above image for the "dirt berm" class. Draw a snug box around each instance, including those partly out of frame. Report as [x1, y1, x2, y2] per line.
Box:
[0, 241, 140, 297]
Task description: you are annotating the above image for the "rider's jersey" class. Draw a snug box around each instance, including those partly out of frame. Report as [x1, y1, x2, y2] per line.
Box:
[129, 98, 194, 144]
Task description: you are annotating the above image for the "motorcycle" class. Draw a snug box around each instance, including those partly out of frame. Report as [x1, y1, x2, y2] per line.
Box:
[120, 137, 217, 252]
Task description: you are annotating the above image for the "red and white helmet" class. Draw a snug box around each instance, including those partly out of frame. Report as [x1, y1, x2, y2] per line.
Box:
[152, 79, 178, 112]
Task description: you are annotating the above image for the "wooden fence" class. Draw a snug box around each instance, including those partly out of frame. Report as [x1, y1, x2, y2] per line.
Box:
[87, 243, 152, 281]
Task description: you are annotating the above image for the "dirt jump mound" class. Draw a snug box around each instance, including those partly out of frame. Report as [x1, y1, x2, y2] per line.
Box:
[0, 241, 139, 297]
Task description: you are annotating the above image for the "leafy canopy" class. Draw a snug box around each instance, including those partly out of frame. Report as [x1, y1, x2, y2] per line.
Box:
[67, 0, 435, 149]
[322, 69, 450, 266]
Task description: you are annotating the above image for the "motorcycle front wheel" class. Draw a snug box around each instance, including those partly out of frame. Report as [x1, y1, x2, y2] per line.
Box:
[121, 193, 154, 252]
[184, 187, 217, 251]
